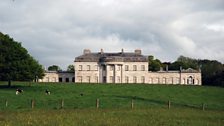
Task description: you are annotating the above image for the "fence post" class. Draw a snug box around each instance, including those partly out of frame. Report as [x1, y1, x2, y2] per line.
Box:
[5, 99, 8, 107]
[202, 103, 205, 111]
[168, 100, 171, 109]
[31, 99, 35, 109]
[131, 99, 134, 109]
[96, 99, 99, 109]
[61, 99, 64, 109]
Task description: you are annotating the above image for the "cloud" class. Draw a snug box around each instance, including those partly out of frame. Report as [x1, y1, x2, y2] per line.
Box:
[0, 0, 224, 69]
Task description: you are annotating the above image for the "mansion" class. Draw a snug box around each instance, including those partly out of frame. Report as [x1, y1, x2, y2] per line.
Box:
[39, 49, 202, 85]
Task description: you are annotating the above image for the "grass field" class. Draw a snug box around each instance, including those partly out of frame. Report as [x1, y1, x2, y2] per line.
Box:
[0, 82, 224, 125]
[1, 108, 224, 126]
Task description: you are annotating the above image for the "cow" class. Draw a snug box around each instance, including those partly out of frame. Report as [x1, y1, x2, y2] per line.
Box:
[16, 89, 23, 95]
[45, 89, 50, 95]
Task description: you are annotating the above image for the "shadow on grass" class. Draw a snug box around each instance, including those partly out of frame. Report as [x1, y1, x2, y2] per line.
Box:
[113, 95, 166, 105]
[112, 95, 204, 109]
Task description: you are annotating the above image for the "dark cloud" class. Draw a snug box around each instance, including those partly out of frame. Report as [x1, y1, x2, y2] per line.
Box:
[0, 0, 223, 69]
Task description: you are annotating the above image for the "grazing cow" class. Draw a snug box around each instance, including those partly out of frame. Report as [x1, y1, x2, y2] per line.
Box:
[16, 89, 23, 95]
[45, 89, 50, 95]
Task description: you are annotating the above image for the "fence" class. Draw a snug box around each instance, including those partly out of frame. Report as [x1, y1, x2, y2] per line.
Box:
[0, 98, 218, 111]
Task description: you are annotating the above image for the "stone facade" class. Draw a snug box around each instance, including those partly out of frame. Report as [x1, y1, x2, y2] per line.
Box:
[74, 49, 202, 85]
[39, 71, 74, 83]
[39, 49, 201, 85]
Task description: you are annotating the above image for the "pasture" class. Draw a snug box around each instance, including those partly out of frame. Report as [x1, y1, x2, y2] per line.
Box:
[0, 82, 224, 125]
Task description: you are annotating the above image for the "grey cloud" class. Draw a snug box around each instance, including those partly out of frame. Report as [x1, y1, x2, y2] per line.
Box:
[0, 0, 224, 69]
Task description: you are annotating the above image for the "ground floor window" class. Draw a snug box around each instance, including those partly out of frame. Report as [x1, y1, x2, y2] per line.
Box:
[116, 76, 120, 83]
[125, 76, 129, 83]
[103, 76, 106, 83]
[66, 78, 69, 82]
[133, 76, 137, 83]
[59, 77, 62, 82]
[87, 76, 91, 83]
[95, 76, 98, 83]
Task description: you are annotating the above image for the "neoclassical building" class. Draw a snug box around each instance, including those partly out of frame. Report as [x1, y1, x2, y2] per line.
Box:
[74, 49, 201, 85]
[40, 49, 201, 85]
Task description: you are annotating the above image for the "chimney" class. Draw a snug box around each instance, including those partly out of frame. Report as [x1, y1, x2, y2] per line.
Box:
[83, 49, 91, 55]
[100, 48, 104, 54]
[121, 48, 124, 53]
[134, 49, 141, 55]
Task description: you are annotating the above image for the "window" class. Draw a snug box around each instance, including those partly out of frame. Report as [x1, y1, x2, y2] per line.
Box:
[87, 76, 91, 83]
[95, 76, 98, 83]
[110, 76, 114, 83]
[59, 77, 62, 82]
[87, 65, 90, 71]
[133, 76, 137, 83]
[79, 65, 82, 71]
[133, 65, 137, 71]
[125, 76, 129, 83]
[125, 65, 129, 71]
[66, 78, 69, 82]
[103, 76, 106, 83]
[117, 76, 120, 83]
[72, 77, 75, 82]
[141, 76, 145, 83]
[141, 65, 145, 71]
[103, 65, 106, 71]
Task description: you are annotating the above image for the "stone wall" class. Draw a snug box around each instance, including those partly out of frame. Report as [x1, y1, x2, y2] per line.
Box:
[74, 62, 99, 83]
[39, 71, 74, 83]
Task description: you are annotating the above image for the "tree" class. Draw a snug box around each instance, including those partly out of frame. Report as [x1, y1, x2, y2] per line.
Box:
[198, 60, 224, 86]
[148, 55, 163, 71]
[67, 64, 74, 72]
[169, 55, 224, 86]
[48, 65, 61, 71]
[0, 32, 45, 86]
[168, 56, 198, 70]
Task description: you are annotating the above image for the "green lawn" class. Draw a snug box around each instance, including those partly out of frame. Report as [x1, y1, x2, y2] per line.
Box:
[0, 82, 224, 126]
[0, 82, 223, 110]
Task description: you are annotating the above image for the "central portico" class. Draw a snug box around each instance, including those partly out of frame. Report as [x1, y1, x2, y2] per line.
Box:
[74, 49, 148, 83]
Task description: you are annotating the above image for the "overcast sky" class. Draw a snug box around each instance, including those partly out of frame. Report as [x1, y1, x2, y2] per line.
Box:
[1, 0, 224, 69]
